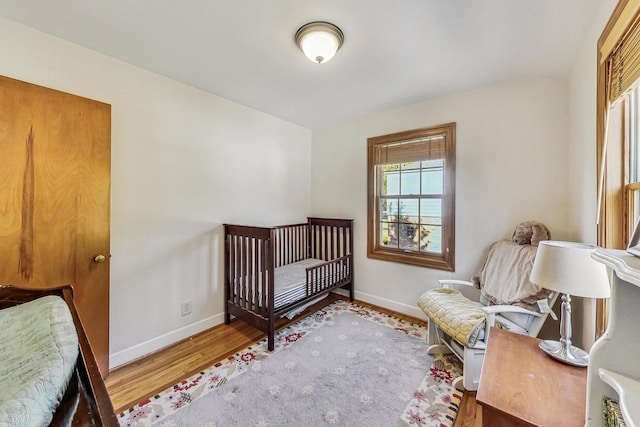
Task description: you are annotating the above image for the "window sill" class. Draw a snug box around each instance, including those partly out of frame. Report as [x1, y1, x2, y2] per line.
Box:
[367, 247, 454, 271]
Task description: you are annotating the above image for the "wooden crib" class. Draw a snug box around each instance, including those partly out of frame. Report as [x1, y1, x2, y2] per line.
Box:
[224, 217, 354, 350]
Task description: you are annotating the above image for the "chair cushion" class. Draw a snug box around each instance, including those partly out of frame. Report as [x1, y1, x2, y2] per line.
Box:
[0, 295, 79, 427]
[418, 288, 487, 346]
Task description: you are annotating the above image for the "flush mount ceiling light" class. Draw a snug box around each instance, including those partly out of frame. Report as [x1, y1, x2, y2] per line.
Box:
[295, 21, 344, 64]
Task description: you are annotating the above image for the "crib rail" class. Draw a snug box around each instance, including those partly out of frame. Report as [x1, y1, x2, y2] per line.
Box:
[305, 254, 352, 296]
[273, 254, 353, 317]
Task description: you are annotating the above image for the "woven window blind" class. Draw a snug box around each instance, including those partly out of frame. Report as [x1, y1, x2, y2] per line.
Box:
[608, 12, 640, 102]
[373, 136, 445, 165]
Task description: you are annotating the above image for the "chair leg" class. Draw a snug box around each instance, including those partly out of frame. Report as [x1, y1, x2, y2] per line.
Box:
[452, 376, 465, 392]
[462, 345, 484, 391]
[427, 344, 451, 355]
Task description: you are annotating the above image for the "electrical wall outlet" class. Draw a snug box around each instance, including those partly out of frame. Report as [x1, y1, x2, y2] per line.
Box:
[181, 300, 192, 316]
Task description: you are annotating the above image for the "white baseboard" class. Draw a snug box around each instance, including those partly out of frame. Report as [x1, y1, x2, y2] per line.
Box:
[109, 312, 225, 370]
[333, 288, 427, 321]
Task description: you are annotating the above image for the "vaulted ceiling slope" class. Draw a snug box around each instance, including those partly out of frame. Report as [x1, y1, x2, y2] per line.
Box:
[0, 0, 601, 129]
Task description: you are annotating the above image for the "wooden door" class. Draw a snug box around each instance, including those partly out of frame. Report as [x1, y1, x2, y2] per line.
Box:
[0, 76, 111, 377]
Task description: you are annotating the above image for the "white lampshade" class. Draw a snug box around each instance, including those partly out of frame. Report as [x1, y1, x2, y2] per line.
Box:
[295, 21, 344, 64]
[530, 241, 610, 298]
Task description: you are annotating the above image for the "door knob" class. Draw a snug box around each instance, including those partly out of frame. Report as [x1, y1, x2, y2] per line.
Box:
[94, 254, 107, 263]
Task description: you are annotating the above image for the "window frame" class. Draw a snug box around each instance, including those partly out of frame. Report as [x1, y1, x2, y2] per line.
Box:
[367, 123, 456, 270]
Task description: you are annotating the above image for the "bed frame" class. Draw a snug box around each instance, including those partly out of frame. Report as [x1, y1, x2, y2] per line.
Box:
[224, 217, 354, 350]
[0, 284, 118, 427]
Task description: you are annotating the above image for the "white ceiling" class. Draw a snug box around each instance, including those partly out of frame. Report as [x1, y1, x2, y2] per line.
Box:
[0, 0, 602, 130]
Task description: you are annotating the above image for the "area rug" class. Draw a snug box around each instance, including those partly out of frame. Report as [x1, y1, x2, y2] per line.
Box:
[118, 301, 462, 427]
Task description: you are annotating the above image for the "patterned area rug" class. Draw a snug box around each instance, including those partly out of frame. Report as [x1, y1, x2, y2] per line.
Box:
[119, 301, 462, 427]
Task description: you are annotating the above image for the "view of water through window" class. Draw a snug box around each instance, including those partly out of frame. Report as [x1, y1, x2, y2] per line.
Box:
[378, 160, 443, 253]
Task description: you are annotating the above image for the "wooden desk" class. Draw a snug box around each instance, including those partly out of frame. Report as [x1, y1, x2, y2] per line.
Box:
[476, 328, 587, 427]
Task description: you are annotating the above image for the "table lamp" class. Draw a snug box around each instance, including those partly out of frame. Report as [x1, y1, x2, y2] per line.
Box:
[529, 241, 610, 367]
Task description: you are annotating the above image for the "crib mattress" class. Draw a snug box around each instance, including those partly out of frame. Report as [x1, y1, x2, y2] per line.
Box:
[274, 258, 326, 309]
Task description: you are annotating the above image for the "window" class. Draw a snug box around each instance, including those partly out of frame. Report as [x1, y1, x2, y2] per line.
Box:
[626, 88, 640, 238]
[597, 1, 640, 336]
[367, 123, 455, 270]
[598, 1, 640, 249]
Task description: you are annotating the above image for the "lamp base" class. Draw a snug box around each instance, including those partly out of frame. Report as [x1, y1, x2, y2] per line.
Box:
[539, 340, 589, 367]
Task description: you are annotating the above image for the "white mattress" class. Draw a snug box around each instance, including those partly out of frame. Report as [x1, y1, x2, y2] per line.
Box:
[274, 258, 326, 309]
[231, 258, 347, 311]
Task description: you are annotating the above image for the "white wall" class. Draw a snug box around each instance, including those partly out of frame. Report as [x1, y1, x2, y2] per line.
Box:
[568, 0, 618, 350]
[0, 17, 312, 368]
[312, 78, 571, 319]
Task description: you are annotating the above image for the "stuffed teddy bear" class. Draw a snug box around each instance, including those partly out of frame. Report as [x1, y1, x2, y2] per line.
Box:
[511, 220, 551, 246]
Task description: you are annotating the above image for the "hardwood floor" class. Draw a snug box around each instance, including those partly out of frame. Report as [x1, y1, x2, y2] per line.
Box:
[105, 294, 482, 425]
[455, 392, 482, 427]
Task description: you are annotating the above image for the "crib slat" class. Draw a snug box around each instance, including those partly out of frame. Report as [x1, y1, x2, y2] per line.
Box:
[288, 227, 292, 264]
[288, 227, 292, 265]
[299, 225, 302, 260]
[240, 236, 249, 310]
[331, 226, 335, 261]
[233, 236, 240, 306]
[288, 226, 292, 264]
[226, 234, 233, 310]
[280, 231, 283, 268]
[277, 228, 282, 267]
[280, 228, 285, 266]
[232, 236, 238, 307]
[254, 239, 260, 313]
[293, 225, 297, 261]
[237, 236, 242, 308]
[293, 226, 297, 262]
[333, 226, 337, 261]
[323, 225, 328, 261]
[261, 238, 267, 316]
[301, 225, 304, 260]
[274, 230, 279, 268]
[268, 228, 276, 319]
[239, 237, 247, 308]
[328, 225, 332, 261]
[248, 238, 254, 312]
[246, 236, 251, 309]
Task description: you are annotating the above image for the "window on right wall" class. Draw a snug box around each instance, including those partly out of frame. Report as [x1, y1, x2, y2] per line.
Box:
[626, 88, 640, 237]
[597, 1, 640, 336]
[367, 123, 456, 271]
